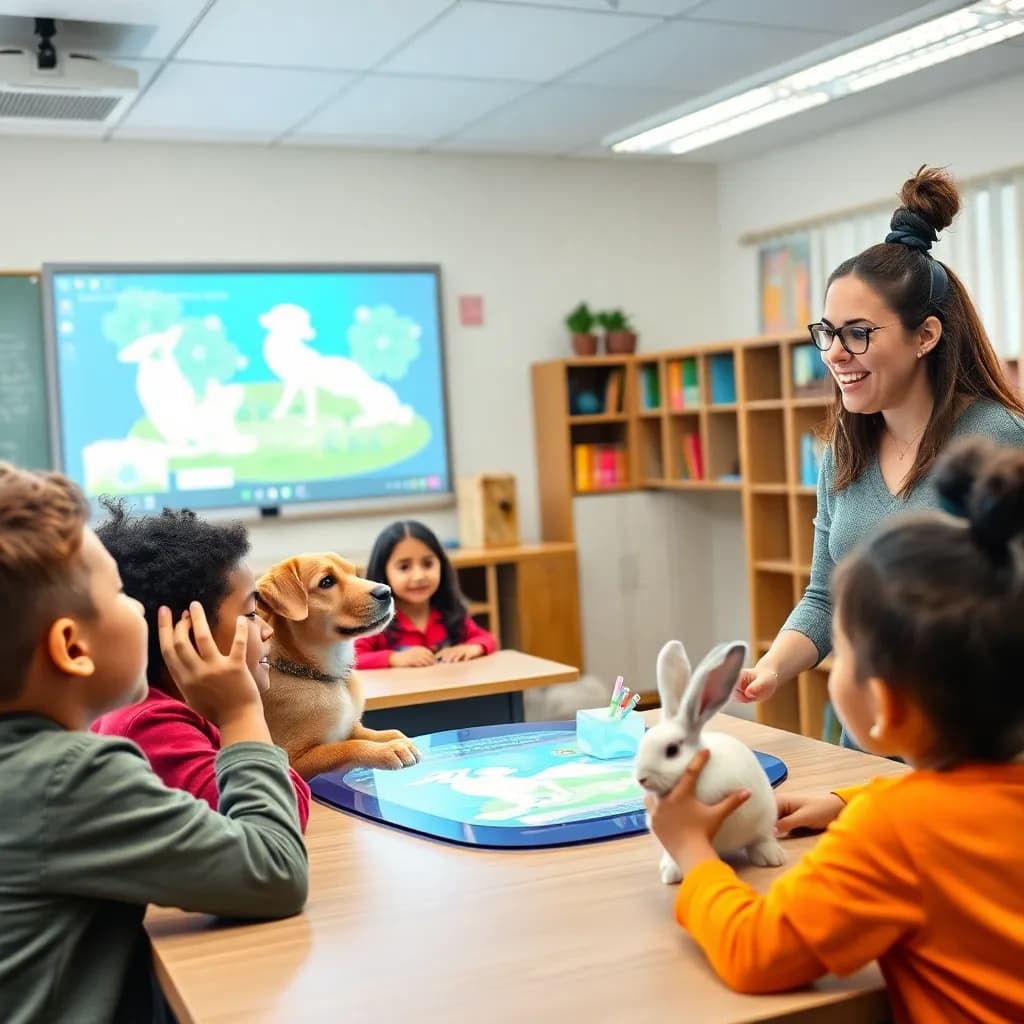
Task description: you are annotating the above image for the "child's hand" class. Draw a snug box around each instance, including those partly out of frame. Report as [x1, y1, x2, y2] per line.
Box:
[775, 792, 844, 836]
[435, 643, 485, 663]
[644, 748, 751, 874]
[158, 602, 263, 728]
[390, 647, 436, 668]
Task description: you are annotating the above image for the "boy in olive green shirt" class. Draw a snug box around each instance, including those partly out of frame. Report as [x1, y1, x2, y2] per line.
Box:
[0, 464, 308, 1023]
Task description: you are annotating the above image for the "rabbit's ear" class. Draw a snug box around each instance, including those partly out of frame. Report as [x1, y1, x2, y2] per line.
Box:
[656, 640, 692, 721]
[680, 641, 748, 732]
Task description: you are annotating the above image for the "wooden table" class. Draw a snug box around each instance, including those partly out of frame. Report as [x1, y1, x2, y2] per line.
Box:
[148, 715, 907, 1024]
[359, 649, 579, 734]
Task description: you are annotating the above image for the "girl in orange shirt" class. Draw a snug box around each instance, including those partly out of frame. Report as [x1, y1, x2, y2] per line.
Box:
[646, 435, 1024, 1024]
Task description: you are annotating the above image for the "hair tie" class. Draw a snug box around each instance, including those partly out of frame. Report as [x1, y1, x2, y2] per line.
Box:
[884, 207, 948, 308]
[885, 208, 937, 251]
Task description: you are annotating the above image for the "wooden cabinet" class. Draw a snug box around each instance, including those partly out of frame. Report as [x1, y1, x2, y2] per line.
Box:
[445, 544, 583, 671]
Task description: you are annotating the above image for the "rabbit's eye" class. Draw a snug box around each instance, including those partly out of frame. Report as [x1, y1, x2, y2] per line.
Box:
[319, 574, 336, 590]
[665, 743, 679, 759]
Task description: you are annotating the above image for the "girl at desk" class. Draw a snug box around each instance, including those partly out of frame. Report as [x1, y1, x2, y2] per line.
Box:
[355, 520, 497, 669]
[646, 436, 1024, 1024]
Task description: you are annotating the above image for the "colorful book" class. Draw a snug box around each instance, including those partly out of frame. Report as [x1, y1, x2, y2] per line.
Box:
[604, 368, 624, 413]
[682, 358, 700, 407]
[682, 432, 704, 481]
[709, 354, 736, 404]
[792, 344, 829, 395]
[574, 443, 629, 490]
[640, 364, 661, 410]
[800, 432, 826, 486]
[668, 361, 683, 410]
[574, 444, 591, 492]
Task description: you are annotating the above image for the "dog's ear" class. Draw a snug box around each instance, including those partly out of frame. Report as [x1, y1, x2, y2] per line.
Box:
[257, 559, 309, 622]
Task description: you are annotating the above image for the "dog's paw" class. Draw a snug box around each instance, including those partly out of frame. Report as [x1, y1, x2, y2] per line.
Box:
[372, 728, 409, 743]
[371, 738, 421, 770]
[659, 852, 683, 885]
[747, 837, 786, 867]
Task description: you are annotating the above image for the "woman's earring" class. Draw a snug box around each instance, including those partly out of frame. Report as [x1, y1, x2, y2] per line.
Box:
[869, 723, 882, 739]
[917, 351, 924, 359]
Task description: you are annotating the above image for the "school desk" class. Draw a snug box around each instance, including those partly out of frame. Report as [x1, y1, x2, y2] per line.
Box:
[359, 648, 579, 734]
[147, 713, 908, 1024]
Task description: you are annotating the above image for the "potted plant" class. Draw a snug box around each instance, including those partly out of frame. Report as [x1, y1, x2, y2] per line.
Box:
[597, 309, 638, 354]
[565, 302, 598, 356]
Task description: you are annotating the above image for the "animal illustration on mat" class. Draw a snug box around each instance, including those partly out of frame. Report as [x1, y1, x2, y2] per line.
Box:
[257, 551, 420, 779]
[635, 639, 785, 884]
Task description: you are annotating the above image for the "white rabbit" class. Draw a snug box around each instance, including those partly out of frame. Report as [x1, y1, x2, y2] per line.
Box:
[635, 639, 785, 884]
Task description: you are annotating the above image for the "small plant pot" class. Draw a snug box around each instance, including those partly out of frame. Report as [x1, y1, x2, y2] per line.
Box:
[605, 330, 637, 355]
[572, 332, 599, 356]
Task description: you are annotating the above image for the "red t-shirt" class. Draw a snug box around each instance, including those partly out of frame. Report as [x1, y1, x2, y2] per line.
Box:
[354, 607, 497, 669]
[92, 686, 310, 831]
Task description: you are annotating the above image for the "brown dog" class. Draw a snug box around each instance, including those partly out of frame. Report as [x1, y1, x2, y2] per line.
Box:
[256, 552, 421, 780]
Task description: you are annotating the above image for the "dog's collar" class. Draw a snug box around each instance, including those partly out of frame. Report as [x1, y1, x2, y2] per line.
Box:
[269, 658, 349, 685]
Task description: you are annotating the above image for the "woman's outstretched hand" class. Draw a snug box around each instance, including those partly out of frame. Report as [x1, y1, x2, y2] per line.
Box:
[733, 664, 781, 703]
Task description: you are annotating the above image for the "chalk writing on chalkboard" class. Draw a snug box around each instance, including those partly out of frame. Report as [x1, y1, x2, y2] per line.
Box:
[0, 274, 51, 469]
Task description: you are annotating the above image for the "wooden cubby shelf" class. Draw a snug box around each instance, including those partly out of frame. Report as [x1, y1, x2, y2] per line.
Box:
[532, 332, 844, 740]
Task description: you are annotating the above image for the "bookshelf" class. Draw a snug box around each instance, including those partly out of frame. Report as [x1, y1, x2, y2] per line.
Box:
[532, 334, 833, 738]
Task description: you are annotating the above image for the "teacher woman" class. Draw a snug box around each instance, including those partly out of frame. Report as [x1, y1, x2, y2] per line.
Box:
[736, 166, 1024, 742]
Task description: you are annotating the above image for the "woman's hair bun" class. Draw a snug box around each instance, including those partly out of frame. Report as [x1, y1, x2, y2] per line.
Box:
[898, 164, 960, 234]
[935, 435, 1024, 556]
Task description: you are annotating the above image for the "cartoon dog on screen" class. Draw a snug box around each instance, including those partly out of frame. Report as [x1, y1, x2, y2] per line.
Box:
[259, 303, 413, 430]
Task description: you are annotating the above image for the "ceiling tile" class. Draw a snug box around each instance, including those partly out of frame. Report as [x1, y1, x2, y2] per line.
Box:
[686, 0, 961, 36]
[483, 0, 704, 14]
[567, 17, 835, 89]
[381, 1, 658, 82]
[116, 61, 351, 140]
[176, 0, 455, 70]
[448, 82, 688, 147]
[296, 74, 533, 140]
[0, 2, 210, 59]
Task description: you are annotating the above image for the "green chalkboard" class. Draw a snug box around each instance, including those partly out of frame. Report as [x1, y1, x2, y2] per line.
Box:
[0, 273, 51, 469]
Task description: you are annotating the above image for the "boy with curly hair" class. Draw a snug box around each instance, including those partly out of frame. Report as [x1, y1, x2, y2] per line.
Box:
[92, 500, 310, 828]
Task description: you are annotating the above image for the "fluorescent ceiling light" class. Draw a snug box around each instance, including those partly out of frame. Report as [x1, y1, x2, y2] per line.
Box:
[611, 0, 1024, 156]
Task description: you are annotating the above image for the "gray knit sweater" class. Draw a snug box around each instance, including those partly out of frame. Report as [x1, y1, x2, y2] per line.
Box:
[783, 398, 1024, 661]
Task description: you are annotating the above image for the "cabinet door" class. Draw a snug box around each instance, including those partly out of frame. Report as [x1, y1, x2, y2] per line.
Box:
[573, 494, 629, 683]
[619, 491, 678, 694]
[514, 551, 581, 668]
[574, 491, 719, 701]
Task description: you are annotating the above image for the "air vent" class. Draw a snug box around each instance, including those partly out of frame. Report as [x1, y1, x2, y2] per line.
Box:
[0, 89, 122, 121]
[0, 48, 138, 126]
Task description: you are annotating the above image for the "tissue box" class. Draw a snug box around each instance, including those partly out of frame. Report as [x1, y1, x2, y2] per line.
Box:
[576, 706, 646, 760]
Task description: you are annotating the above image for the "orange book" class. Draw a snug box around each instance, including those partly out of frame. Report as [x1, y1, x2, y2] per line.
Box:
[604, 368, 624, 413]
[669, 361, 683, 410]
[573, 444, 591, 492]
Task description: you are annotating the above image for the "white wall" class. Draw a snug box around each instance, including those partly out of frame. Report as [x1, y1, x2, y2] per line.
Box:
[1, 137, 719, 567]
[716, 70, 1024, 340]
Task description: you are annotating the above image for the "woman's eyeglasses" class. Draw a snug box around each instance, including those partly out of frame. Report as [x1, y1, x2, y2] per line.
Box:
[807, 322, 892, 356]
